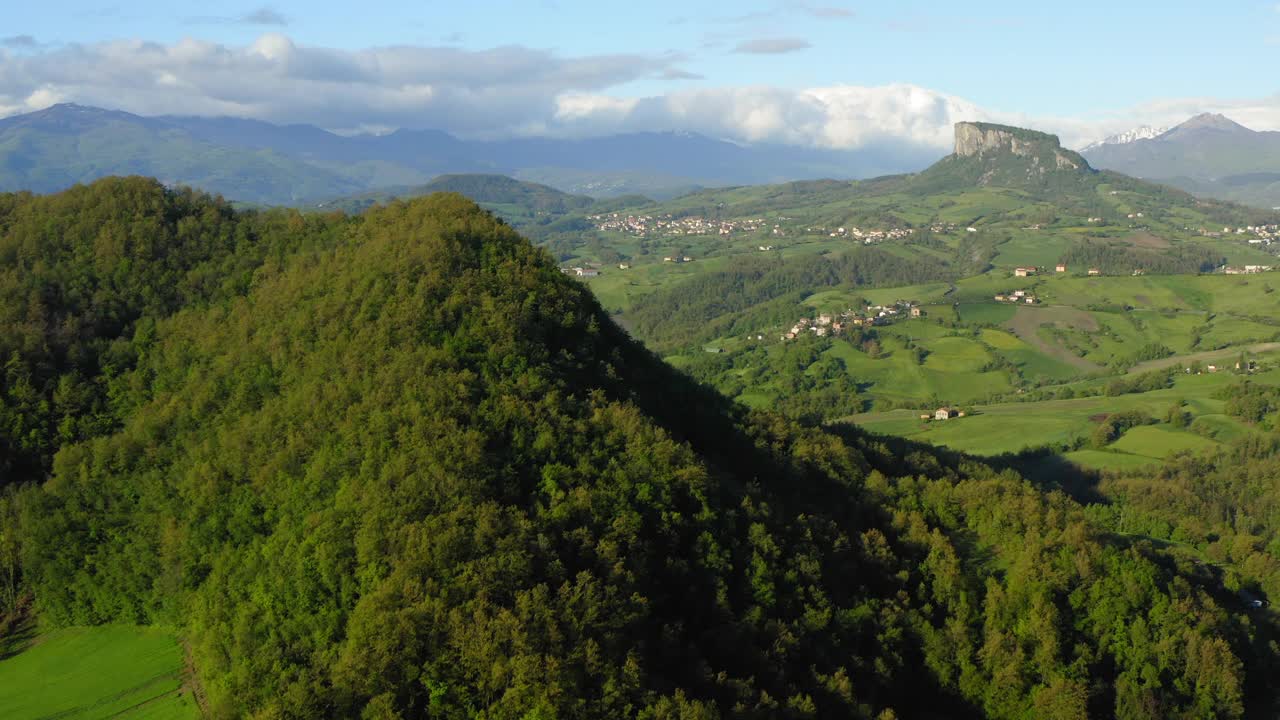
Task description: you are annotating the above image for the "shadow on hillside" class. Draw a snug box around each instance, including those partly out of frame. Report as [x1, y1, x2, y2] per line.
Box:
[0, 604, 37, 662]
[598, 324, 985, 719]
[989, 450, 1107, 506]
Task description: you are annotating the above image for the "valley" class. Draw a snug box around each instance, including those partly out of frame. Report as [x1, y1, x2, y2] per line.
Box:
[515, 125, 1280, 470]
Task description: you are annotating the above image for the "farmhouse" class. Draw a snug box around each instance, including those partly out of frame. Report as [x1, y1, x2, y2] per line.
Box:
[935, 407, 957, 420]
[1014, 266, 1036, 277]
[1088, 268, 1101, 276]
[1056, 263, 1067, 273]
[574, 267, 599, 278]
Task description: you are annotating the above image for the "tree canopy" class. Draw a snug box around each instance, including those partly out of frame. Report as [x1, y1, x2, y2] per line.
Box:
[0, 180, 1268, 719]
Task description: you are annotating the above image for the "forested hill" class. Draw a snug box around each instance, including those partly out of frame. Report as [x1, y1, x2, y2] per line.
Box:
[0, 179, 1270, 718]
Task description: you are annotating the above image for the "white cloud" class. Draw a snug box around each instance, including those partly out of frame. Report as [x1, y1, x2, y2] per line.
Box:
[0, 35, 672, 137]
[1, 33, 1279, 154]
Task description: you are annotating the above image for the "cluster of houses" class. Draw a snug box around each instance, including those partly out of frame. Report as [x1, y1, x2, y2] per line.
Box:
[994, 290, 1039, 305]
[562, 266, 601, 278]
[590, 213, 772, 238]
[780, 302, 922, 341]
[1223, 265, 1275, 275]
[1201, 224, 1279, 245]
[808, 225, 917, 244]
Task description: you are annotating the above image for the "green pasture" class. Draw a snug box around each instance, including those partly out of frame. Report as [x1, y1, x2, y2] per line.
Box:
[0, 625, 199, 720]
[843, 370, 1253, 461]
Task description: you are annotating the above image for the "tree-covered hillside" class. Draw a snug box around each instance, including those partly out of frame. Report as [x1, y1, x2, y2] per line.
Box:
[0, 181, 1271, 718]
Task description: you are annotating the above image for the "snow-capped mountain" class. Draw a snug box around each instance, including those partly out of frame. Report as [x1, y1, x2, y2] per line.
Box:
[1079, 125, 1168, 152]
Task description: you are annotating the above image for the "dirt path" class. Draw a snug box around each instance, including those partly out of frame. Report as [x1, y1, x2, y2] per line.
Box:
[1004, 305, 1104, 373]
[1129, 342, 1280, 374]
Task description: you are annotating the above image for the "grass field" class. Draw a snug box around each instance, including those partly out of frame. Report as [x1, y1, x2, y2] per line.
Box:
[0, 625, 200, 719]
[841, 370, 1257, 463]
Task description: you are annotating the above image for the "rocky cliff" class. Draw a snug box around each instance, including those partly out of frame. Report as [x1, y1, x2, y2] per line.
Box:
[954, 122, 1089, 171]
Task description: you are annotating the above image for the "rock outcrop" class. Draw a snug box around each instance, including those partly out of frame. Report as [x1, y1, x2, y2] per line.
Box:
[954, 122, 1088, 171]
[938, 122, 1095, 188]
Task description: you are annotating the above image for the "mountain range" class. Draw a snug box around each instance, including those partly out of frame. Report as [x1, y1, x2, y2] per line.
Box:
[1079, 125, 1168, 152]
[1083, 113, 1280, 209]
[0, 103, 942, 204]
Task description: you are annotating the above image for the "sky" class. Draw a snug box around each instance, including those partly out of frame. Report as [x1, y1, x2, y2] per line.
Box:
[2, 1, 1280, 150]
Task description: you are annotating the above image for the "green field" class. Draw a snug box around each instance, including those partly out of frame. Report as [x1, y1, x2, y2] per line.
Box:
[842, 369, 1260, 464]
[0, 625, 200, 719]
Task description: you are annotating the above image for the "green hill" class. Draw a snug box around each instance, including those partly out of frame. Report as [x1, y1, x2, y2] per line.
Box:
[0, 180, 1265, 718]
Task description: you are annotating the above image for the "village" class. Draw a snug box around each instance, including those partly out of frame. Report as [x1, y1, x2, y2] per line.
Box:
[780, 300, 923, 341]
[805, 225, 919, 243]
[1201, 223, 1279, 243]
[589, 211, 941, 249]
[589, 213, 777, 238]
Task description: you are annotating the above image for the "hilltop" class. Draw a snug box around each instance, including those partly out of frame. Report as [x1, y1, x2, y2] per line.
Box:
[0, 180, 1264, 718]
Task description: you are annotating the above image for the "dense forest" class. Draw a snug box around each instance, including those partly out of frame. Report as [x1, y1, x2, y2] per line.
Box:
[0, 180, 1275, 718]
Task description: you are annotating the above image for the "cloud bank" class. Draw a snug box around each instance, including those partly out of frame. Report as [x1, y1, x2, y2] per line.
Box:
[0, 34, 1277, 150]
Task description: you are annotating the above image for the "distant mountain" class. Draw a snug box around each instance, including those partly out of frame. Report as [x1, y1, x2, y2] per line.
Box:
[1083, 113, 1280, 209]
[0, 104, 367, 204]
[1079, 125, 1168, 152]
[0, 103, 945, 203]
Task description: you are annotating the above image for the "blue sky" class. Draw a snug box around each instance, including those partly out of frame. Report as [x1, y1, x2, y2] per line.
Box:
[3, 1, 1280, 147]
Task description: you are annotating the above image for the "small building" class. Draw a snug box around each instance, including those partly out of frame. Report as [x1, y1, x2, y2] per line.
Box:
[1055, 264, 1067, 273]
[1088, 268, 1101, 276]
[910, 307, 923, 318]
[575, 267, 599, 278]
[1014, 266, 1036, 278]
[994, 295, 1006, 302]
[935, 407, 957, 421]
[618, 263, 631, 270]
